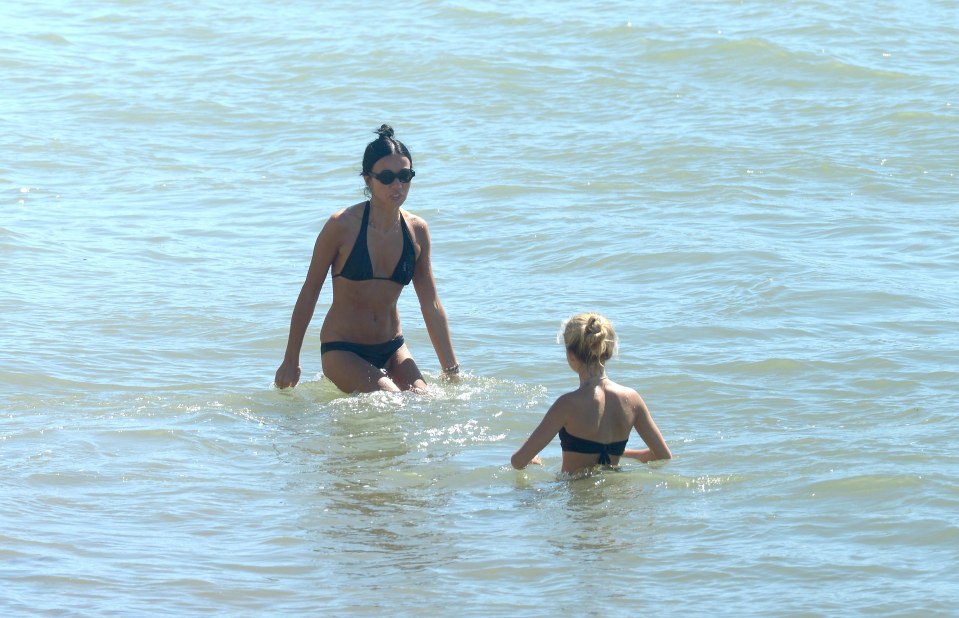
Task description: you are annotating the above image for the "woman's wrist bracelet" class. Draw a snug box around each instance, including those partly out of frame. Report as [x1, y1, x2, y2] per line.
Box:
[443, 363, 460, 375]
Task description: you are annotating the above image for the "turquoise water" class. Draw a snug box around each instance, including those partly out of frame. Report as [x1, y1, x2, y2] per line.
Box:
[3, 1, 958, 615]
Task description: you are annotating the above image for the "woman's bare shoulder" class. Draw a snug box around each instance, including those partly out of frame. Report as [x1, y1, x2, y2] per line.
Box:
[401, 209, 429, 231]
[544, 390, 580, 423]
[553, 388, 590, 412]
[325, 202, 365, 231]
[607, 381, 643, 402]
[621, 385, 649, 412]
[401, 210, 431, 253]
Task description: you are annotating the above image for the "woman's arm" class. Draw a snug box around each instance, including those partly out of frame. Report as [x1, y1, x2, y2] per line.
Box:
[621, 448, 663, 463]
[622, 391, 672, 462]
[274, 218, 340, 388]
[511, 398, 569, 469]
[410, 218, 458, 374]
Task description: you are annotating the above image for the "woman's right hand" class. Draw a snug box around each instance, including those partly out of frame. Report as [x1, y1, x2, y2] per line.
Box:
[274, 360, 302, 389]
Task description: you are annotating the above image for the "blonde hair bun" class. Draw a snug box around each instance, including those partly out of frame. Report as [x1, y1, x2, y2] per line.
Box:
[561, 312, 617, 365]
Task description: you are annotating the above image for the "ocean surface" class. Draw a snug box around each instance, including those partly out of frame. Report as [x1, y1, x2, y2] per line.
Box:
[3, 0, 958, 615]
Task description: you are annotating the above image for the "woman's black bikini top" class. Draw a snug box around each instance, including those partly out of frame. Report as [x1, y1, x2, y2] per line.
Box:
[558, 427, 629, 466]
[332, 201, 415, 285]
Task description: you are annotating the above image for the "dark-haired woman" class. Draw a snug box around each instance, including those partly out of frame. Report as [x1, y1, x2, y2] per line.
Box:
[275, 125, 459, 393]
[511, 313, 671, 475]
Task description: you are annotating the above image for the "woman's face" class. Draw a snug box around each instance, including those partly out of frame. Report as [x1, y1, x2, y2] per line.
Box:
[365, 154, 413, 209]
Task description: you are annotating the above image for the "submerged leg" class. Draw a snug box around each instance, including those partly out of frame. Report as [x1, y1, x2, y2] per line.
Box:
[385, 343, 427, 392]
[321, 350, 401, 393]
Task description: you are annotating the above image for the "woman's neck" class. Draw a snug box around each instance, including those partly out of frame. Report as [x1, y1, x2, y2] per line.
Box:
[367, 199, 401, 232]
[577, 364, 608, 387]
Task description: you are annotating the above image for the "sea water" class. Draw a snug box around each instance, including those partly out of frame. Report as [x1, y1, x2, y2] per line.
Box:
[2, 0, 958, 615]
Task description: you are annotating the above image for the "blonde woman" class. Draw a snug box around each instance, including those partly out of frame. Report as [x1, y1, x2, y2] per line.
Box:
[511, 313, 671, 474]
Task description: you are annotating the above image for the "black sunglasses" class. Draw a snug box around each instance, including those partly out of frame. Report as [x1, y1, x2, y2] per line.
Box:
[370, 168, 416, 184]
